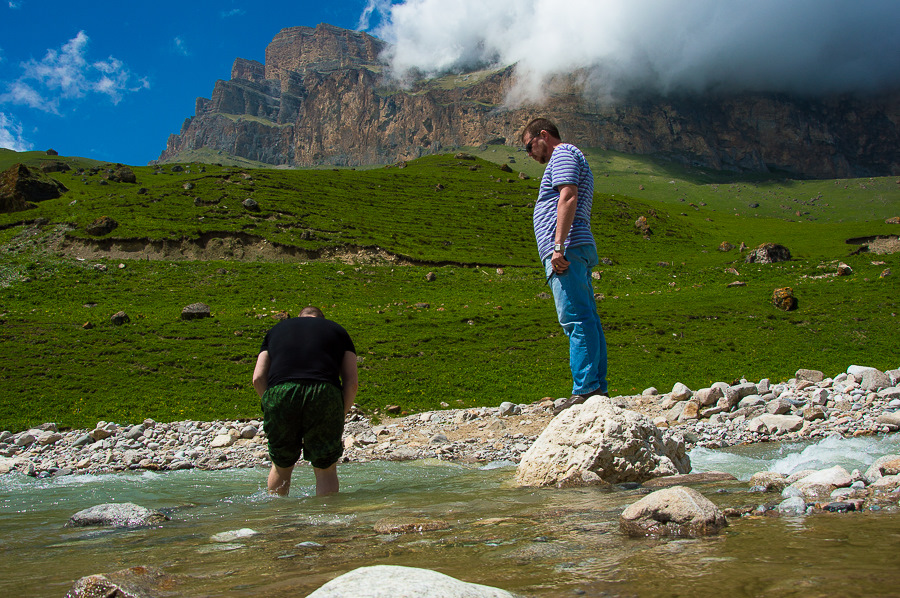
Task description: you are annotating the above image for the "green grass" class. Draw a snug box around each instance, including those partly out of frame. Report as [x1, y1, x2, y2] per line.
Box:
[0, 148, 897, 432]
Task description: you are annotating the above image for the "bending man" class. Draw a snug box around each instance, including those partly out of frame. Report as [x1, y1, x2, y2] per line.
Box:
[252, 306, 358, 496]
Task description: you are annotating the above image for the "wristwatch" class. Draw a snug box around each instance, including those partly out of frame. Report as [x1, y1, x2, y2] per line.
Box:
[554, 243, 563, 252]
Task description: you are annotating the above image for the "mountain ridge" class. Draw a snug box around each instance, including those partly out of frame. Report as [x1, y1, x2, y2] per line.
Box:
[158, 23, 900, 178]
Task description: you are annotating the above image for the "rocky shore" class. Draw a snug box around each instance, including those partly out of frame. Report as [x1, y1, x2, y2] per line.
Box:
[1, 365, 898, 478]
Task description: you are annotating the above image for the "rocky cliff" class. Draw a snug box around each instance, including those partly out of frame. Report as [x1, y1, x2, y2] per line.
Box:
[158, 23, 900, 178]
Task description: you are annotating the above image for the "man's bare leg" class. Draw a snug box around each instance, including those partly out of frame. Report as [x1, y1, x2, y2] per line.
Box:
[313, 463, 339, 496]
[267, 464, 294, 496]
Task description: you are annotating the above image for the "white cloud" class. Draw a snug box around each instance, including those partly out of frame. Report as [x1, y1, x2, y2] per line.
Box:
[368, 0, 900, 104]
[9, 1, 22, 9]
[0, 30, 148, 113]
[357, 0, 392, 31]
[220, 8, 245, 18]
[0, 112, 32, 151]
[173, 36, 190, 57]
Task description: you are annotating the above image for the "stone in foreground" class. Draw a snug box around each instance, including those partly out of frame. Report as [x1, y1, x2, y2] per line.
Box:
[65, 565, 175, 598]
[515, 396, 690, 488]
[620, 485, 728, 537]
[305, 565, 519, 598]
[66, 503, 169, 528]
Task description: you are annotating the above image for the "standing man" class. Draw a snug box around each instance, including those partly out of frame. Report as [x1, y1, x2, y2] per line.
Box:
[252, 306, 358, 496]
[521, 118, 607, 413]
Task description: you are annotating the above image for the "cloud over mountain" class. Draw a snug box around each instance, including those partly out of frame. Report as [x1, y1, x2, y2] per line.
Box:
[365, 0, 900, 103]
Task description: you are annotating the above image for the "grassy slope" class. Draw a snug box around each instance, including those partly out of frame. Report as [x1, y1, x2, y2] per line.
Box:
[0, 149, 897, 432]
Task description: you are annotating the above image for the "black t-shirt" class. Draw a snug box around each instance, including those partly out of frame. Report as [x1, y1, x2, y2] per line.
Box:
[260, 317, 356, 389]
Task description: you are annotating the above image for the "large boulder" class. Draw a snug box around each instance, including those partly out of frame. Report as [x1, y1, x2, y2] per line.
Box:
[619, 485, 727, 537]
[0, 163, 68, 213]
[305, 565, 518, 598]
[66, 503, 169, 528]
[515, 397, 690, 488]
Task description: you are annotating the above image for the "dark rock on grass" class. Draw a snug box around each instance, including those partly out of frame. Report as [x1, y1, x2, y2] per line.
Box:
[85, 216, 118, 236]
[746, 242, 791, 264]
[181, 302, 212, 320]
[0, 163, 68, 213]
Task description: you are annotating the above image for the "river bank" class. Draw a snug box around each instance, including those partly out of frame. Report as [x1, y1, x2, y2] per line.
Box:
[1, 365, 898, 478]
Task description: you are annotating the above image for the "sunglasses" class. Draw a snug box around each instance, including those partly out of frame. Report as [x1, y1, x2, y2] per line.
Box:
[524, 132, 542, 154]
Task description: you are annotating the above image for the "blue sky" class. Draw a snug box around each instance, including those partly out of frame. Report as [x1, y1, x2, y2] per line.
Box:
[3, 0, 898, 166]
[0, 1, 385, 164]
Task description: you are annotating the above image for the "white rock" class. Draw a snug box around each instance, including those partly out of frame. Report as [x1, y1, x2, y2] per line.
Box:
[211, 528, 258, 543]
[515, 397, 690, 487]
[305, 565, 517, 598]
[670, 382, 692, 401]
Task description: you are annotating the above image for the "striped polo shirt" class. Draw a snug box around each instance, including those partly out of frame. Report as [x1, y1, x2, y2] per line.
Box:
[533, 143, 595, 260]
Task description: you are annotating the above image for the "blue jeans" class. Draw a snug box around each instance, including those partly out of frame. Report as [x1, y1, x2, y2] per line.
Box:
[543, 244, 608, 395]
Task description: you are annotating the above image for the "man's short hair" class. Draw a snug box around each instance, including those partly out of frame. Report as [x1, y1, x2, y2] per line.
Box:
[521, 118, 561, 144]
[299, 306, 325, 318]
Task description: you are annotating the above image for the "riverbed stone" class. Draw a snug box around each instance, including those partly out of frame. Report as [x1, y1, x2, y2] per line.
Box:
[695, 386, 723, 407]
[66, 565, 177, 598]
[748, 471, 788, 492]
[746, 414, 804, 435]
[796, 369, 825, 383]
[305, 565, 518, 598]
[786, 466, 853, 501]
[373, 517, 451, 534]
[620, 485, 727, 537]
[66, 503, 169, 528]
[863, 455, 900, 483]
[211, 528, 258, 542]
[515, 397, 690, 488]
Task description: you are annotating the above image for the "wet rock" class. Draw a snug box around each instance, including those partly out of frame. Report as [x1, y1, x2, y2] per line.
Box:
[515, 397, 690, 487]
[66, 503, 169, 528]
[620, 485, 728, 537]
[373, 517, 450, 534]
[66, 565, 176, 598]
[642, 471, 737, 488]
[786, 466, 853, 501]
[748, 471, 788, 492]
[305, 565, 517, 598]
[211, 528, 258, 542]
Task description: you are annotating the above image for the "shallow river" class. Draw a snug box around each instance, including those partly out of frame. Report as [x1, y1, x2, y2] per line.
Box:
[2, 434, 899, 597]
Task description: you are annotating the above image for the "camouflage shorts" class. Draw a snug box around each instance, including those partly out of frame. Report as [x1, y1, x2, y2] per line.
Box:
[261, 381, 344, 469]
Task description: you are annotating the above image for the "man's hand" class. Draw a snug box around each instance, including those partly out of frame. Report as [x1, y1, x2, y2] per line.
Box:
[550, 251, 570, 274]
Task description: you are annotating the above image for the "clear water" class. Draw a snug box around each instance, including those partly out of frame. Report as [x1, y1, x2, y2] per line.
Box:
[2, 435, 899, 597]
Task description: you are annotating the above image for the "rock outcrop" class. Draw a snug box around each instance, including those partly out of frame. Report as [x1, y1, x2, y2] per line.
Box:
[0, 163, 68, 213]
[515, 396, 690, 487]
[159, 24, 900, 178]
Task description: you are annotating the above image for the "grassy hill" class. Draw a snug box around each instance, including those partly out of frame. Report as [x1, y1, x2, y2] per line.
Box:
[0, 149, 897, 432]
